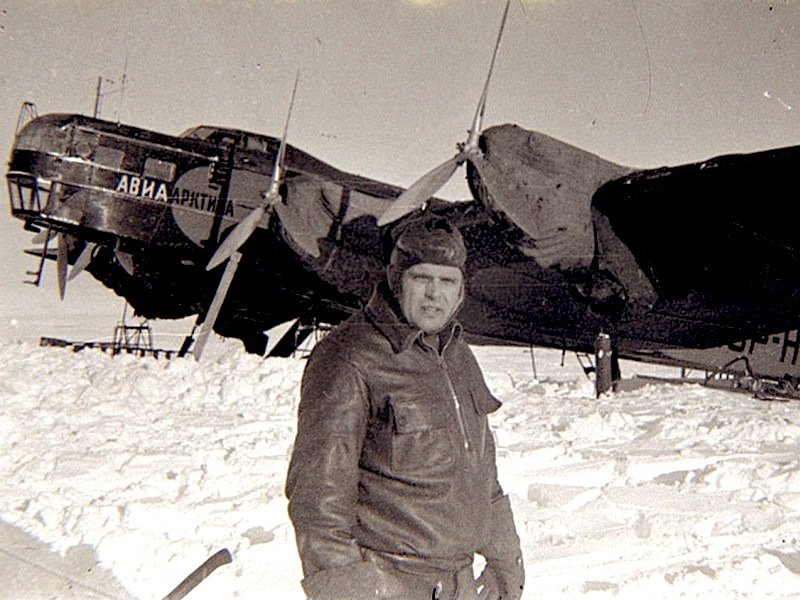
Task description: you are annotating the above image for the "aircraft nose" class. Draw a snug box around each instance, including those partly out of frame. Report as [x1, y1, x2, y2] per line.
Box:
[466, 159, 490, 207]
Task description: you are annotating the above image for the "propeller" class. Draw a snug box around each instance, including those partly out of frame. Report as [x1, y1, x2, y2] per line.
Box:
[377, 0, 510, 227]
[31, 228, 55, 245]
[206, 70, 300, 271]
[67, 242, 97, 281]
[28, 228, 95, 296]
[191, 71, 300, 359]
[191, 251, 242, 359]
[56, 234, 68, 299]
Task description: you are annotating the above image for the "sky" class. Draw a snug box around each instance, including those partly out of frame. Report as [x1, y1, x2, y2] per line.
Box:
[2, 0, 800, 345]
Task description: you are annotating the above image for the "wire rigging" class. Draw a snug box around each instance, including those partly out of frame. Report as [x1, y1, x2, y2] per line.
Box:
[630, 0, 652, 115]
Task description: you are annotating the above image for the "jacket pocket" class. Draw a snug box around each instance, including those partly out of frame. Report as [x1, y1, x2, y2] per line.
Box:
[388, 398, 454, 474]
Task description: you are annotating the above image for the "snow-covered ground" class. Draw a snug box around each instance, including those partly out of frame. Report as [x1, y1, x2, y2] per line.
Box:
[1, 338, 799, 599]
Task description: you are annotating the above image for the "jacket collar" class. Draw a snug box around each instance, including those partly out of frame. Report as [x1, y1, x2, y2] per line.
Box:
[365, 282, 462, 354]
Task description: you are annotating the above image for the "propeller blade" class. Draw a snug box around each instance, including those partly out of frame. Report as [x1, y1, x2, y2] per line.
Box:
[377, 0, 511, 227]
[24, 247, 56, 260]
[206, 71, 299, 270]
[465, 0, 510, 150]
[31, 228, 55, 244]
[265, 69, 300, 204]
[56, 234, 68, 300]
[194, 251, 243, 359]
[206, 206, 264, 271]
[116, 249, 135, 275]
[67, 242, 96, 281]
[377, 154, 463, 226]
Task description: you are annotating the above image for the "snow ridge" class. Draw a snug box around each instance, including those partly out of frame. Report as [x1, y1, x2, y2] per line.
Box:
[1, 341, 798, 598]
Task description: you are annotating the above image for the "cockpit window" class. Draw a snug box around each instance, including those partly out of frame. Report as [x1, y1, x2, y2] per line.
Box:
[179, 126, 276, 154]
[179, 126, 218, 140]
[243, 135, 274, 153]
[144, 157, 176, 181]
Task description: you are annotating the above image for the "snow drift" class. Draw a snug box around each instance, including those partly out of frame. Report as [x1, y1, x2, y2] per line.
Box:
[0, 339, 799, 599]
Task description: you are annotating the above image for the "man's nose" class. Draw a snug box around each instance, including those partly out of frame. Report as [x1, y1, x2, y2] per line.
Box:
[424, 279, 440, 298]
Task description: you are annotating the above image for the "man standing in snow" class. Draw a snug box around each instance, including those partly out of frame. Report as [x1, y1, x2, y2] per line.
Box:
[286, 216, 524, 599]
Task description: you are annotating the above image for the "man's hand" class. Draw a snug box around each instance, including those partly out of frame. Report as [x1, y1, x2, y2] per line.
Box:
[476, 557, 524, 600]
[476, 494, 525, 600]
[476, 565, 501, 599]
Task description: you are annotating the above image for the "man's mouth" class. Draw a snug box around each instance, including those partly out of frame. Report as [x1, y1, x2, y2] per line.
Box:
[420, 305, 443, 315]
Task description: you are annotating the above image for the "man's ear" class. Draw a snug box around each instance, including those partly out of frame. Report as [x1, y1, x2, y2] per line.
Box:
[387, 265, 403, 296]
[456, 278, 465, 311]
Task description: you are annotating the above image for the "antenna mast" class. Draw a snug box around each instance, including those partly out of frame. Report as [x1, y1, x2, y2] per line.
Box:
[93, 77, 102, 118]
[92, 57, 128, 120]
[117, 55, 128, 124]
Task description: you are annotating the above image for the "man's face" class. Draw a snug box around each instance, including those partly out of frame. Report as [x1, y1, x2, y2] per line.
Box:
[398, 262, 464, 333]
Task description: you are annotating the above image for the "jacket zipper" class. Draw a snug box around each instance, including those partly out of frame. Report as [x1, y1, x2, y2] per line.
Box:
[441, 359, 470, 452]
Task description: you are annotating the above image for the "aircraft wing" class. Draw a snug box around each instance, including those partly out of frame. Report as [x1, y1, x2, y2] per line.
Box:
[593, 142, 800, 348]
[464, 123, 800, 351]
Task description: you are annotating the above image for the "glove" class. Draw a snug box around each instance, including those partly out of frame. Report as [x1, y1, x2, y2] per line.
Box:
[476, 558, 524, 600]
[477, 495, 525, 600]
[476, 565, 501, 599]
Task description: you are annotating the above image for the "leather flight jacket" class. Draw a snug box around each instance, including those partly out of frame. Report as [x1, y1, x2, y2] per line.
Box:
[286, 283, 512, 597]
